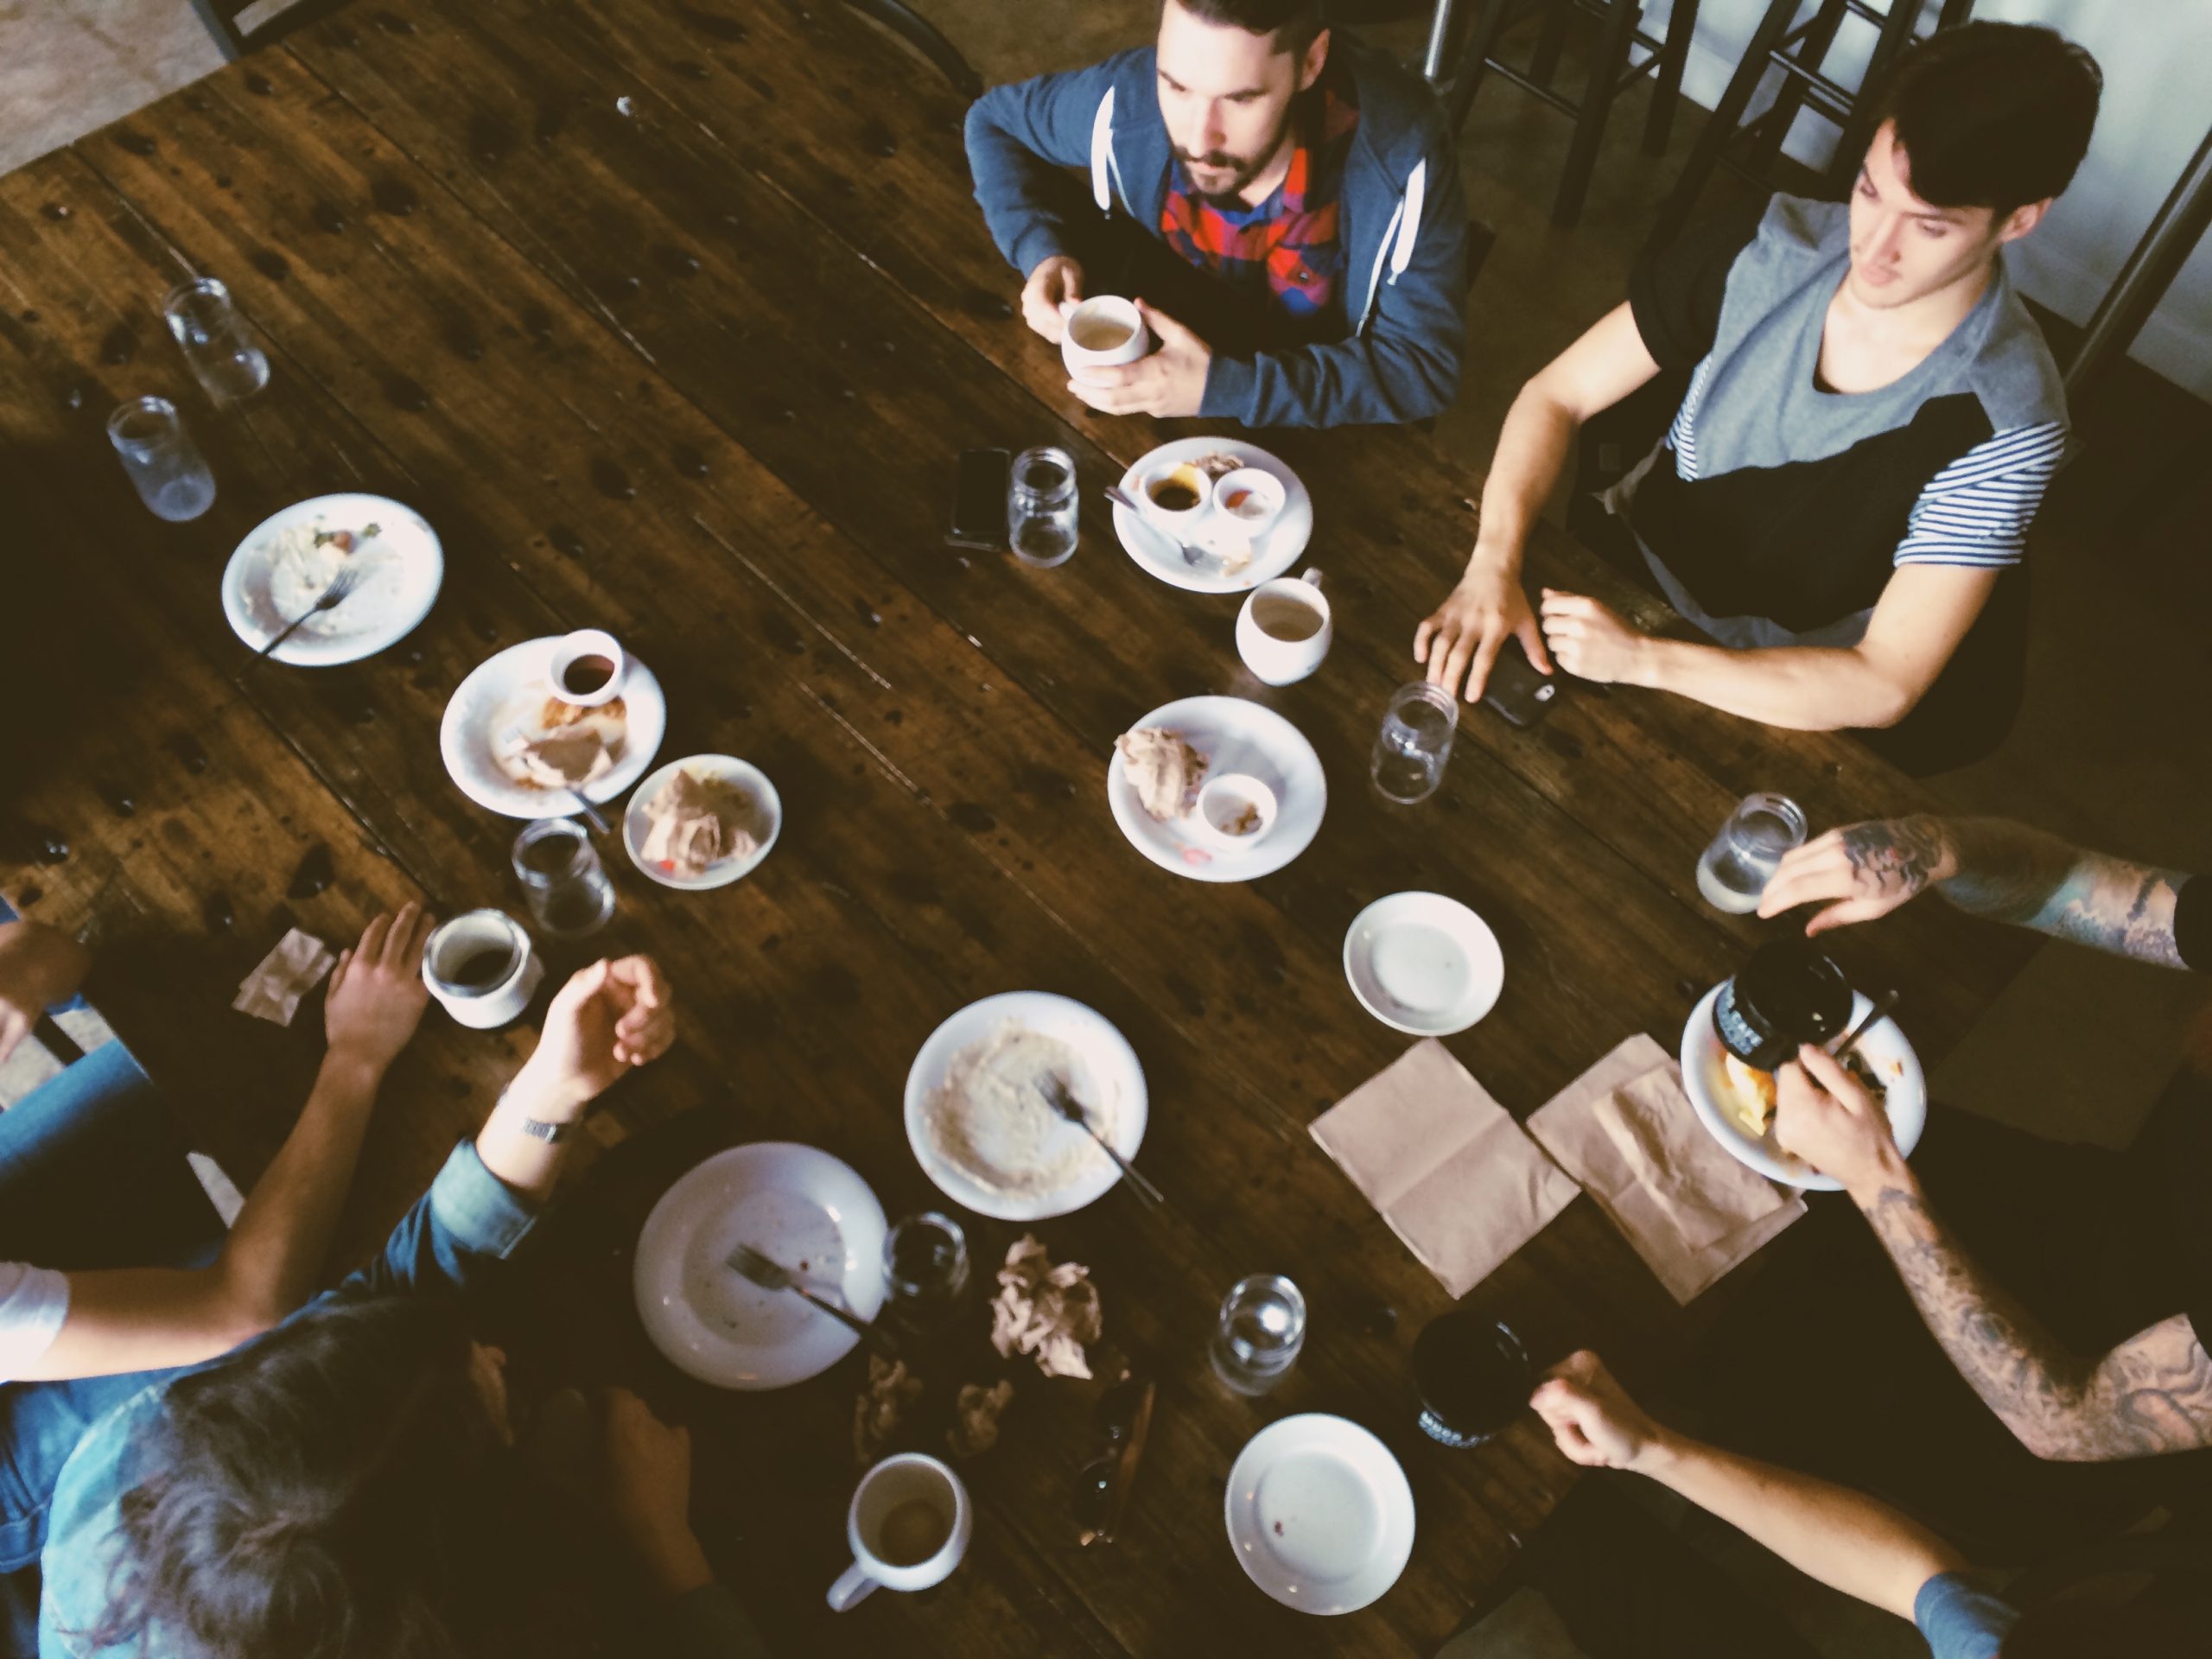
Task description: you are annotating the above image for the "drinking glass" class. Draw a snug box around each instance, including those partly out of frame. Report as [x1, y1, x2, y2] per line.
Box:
[512, 818, 615, 938]
[1370, 683, 1459, 804]
[1208, 1273, 1306, 1395]
[162, 276, 270, 402]
[883, 1211, 970, 1329]
[1008, 445, 1078, 569]
[106, 397, 216, 522]
[1695, 792, 1808, 914]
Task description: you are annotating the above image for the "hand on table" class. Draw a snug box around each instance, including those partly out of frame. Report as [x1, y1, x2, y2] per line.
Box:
[1020, 254, 1085, 345]
[0, 920, 93, 1067]
[1772, 1045, 1903, 1197]
[1758, 818, 1958, 935]
[1067, 299, 1210, 418]
[1414, 558, 1553, 702]
[1538, 589, 1648, 684]
[515, 956, 677, 1116]
[1530, 1349, 1666, 1472]
[323, 903, 435, 1073]
[602, 1387, 713, 1598]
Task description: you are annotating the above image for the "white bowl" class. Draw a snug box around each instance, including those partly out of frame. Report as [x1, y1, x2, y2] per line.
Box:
[1212, 467, 1285, 537]
[622, 755, 780, 891]
[1224, 1414, 1415, 1615]
[1192, 772, 1279, 851]
[1343, 893, 1504, 1036]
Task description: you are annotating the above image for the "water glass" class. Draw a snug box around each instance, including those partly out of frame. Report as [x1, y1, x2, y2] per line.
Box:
[162, 276, 270, 403]
[1007, 445, 1078, 569]
[106, 397, 216, 522]
[1370, 683, 1459, 804]
[1208, 1273, 1306, 1395]
[883, 1211, 970, 1329]
[512, 818, 615, 938]
[1696, 792, 1808, 914]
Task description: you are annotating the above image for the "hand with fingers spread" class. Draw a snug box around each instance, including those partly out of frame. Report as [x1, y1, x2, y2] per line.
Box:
[0, 919, 92, 1068]
[1773, 1044, 1904, 1198]
[323, 903, 435, 1073]
[1538, 588, 1649, 684]
[1529, 1349, 1667, 1472]
[1758, 817, 1958, 935]
[1020, 254, 1086, 345]
[1414, 558, 1553, 702]
[1065, 298, 1210, 418]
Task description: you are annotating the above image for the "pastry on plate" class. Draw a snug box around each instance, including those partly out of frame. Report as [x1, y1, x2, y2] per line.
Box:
[1116, 728, 1206, 822]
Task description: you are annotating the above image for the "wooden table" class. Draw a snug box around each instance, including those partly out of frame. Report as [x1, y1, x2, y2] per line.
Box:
[0, 1, 2037, 1652]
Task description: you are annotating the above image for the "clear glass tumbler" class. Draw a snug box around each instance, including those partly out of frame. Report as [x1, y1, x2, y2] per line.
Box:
[1208, 1273, 1306, 1395]
[512, 818, 615, 938]
[883, 1211, 970, 1329]
[1695, 792, 1808, 914]
[106, 397, 216, 522]
[1370, 682, 1459, 804]
[162, 276, 270, 403]
[1008, 445, 1078, 569]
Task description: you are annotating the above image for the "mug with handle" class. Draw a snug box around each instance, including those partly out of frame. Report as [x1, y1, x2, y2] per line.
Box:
[826, 1452, 973, 1611]
[1236, 567, 1332, 686]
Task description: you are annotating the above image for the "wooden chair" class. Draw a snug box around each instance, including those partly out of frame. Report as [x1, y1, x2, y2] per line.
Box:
[188, 0, 351, 60]
[842, 0, 982, 99]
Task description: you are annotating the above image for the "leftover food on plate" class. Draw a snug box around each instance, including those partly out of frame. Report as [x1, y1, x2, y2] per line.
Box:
[1190, 451, 1245, 482]
[922, 1024, 1110, 1199]
[259, 516, 404, 636]
[493, 692, 627, 790]
[640, 766, 761, 876]
[1718, 1046, 1902, 1141]
[1116, 728, 1207, 822]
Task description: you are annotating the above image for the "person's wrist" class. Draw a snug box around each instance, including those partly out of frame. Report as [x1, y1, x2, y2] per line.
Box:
[504, 1053, 594, 1123]
[1844, 1143, 1915, 1209]
[1468, 535, 1522, 581]
[1623, 632, 1666, 690]
[1627, 1425, 1685, 1478]
[319, 1042, 391, 1090]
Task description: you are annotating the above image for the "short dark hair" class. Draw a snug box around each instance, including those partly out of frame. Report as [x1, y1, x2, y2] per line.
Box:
[1171, 0, 1326, 59]
[1866, 22, 2101, 213]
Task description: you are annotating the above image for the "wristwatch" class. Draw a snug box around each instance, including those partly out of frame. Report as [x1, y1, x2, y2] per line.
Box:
[518, 1115, 573, 1144]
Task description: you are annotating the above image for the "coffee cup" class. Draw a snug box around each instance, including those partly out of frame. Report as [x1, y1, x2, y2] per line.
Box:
[1140, 461, 1210, 540]
[1193, 772, 1279, 850]
[1236, 567, 1331, 686]
[547, 628, 627, 708]
[422, 908, 544, 1029]
[826, 1453, 973, 1611]
[1060, 296, 1150, 383]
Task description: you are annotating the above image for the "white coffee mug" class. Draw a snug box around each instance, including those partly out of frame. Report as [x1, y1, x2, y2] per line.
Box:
[547, 628, 627, 708]
[1236, 567, 1332, 686]
[827, 1453, 973, 1611]
[1060, 296, 1149, 382]
[422, 909, 544, 1029]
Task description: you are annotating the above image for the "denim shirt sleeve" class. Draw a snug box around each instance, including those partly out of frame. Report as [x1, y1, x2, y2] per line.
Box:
[334, 1137, 541, 1300]
[1914, 1570, 2021, 1659]
[641, 1583, 774, 1658]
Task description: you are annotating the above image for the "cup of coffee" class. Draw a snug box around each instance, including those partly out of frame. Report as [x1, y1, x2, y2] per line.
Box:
[826, 1453, 973, 1611]
[1140, 461, 1210, 541]
[1060, 296, 1150, 383]
[1236, 567, 1332, 686]
[548, 628, 627, 708]
[422, 908, 545, 1029]
[1411, 1311, 1530, 1448]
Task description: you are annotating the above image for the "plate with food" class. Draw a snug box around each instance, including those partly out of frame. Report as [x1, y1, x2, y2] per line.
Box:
[903, 991, 1148, 1222]
[220, 493, 442, 664]
[624, 756, 780, 890]
[1679, 984, 1926, 1191]
[1107, 696, 1325, 883]
[632, 1141, 887, 1391]
[440, 637, 666, 818]
[1112, 437, 1312, 594]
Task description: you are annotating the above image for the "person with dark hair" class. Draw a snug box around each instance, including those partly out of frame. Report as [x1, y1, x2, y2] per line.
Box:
[1414, 22, 2101, 773]
[964, 0, 1468, 426]
[15, 953, 766, 1657]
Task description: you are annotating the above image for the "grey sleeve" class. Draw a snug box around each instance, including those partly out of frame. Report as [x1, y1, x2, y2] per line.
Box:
[643, 1583, 775, 1659]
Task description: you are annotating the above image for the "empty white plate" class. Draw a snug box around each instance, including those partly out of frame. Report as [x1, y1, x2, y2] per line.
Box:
[221, 493, 442, 665]
[1112, 437, 1313, 594]
[1224, 1414, 1415, 1616]
[1106, 696, 1325, 884]
[622, 755, 782, 891]
[440, 636, 666, 819]
[632, 1142, 886, 1390]
[1344, 893, 1504, 1036]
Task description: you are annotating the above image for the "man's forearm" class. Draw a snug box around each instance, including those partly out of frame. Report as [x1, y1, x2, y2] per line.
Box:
[1935, 819, 2189, 968]
[1630, 637, 1914, 729]
[477, 1054, 591, 1203]
[1465, 383, 1580, 576]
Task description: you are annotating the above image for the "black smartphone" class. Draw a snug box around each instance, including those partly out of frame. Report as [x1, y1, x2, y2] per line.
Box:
[946, 447, 1011, 551]
[1481, 639, 1561, 728]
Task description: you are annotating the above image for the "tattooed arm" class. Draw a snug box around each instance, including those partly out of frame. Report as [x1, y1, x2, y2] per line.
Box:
[1774, 1047, 2212, 1461]
[1759, 814, 2192, 967]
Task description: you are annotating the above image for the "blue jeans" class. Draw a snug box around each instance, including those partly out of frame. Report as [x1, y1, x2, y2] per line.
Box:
[0, 1043, 222, 1652]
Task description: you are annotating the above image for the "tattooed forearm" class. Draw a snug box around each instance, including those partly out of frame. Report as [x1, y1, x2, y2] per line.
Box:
[1837, 816, 1955, 904]
[1934, 819, 2190, 968]
[1861, 1185, 2212, 1460]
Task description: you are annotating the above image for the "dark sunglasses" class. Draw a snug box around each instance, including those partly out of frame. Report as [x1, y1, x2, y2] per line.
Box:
[1074, 1377, 1156, 1546]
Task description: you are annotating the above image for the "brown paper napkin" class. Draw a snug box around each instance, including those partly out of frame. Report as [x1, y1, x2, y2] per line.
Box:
[1310, 1039, 1579, 1297]
[1526, 1034, 1804, 1305]
[232, 928, 336, 1027]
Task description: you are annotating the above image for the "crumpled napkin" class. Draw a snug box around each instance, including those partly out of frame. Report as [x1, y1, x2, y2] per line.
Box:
[232, 929, 336, 1027]
[990, 1235, 1101, 1378]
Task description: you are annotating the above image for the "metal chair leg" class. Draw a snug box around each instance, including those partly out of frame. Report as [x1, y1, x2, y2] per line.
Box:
[1746, 0, 1846, 179]
[1552, 0, 1642, 227]
[1827, 0, 1927, 191]
[841, 0, 982, 98]
[1529, 0, 1572, 89]
[1643, 0, 1702, 154]
[1423, 0, 1463, 84]
[1446, 0, 1524, 137]
[1650, 0, 1802, 247]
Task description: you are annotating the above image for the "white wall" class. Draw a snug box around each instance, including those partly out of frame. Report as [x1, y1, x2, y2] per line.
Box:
[1638, 0, 2212, 401]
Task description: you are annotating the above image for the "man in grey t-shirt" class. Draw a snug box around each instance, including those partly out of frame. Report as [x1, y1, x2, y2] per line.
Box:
[1414, 23, 2100, 772]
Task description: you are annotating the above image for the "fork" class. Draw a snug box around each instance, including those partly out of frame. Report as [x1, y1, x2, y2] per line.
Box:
[258, 562, 365, 658]
[1103, 484, 1204, 568]
[1038, 1072, 1166, 1211]
[726, 1242, 897, 1355]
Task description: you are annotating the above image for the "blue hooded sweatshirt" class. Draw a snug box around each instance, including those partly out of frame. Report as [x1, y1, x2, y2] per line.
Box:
[964, 33, 1468, 429]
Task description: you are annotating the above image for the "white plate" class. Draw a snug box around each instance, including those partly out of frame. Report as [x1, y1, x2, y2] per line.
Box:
[220, 493, 442, 665]
[439, 638, 667, 819]
[1114, 438, 1312, 594]
[1106, 696, 1325, 884]
[1344, 893, 1504, 1036]
[1680, 985, 1927, 1192]
[902, 991, 1148, 1222]
[1224, 1414, 1415, 1616]
[622, 755, 782, 890]
[632, 1142, 887, 1390]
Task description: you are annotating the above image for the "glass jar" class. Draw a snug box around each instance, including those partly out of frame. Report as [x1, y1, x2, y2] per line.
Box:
[1007, 445, 1078, 569]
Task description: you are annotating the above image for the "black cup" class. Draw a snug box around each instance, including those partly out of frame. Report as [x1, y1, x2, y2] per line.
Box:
[1412, 1311, 1530, 1447]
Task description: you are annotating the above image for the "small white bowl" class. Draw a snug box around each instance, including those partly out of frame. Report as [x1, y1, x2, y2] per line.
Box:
[1343, 892, 1504, 1036]
[1140, 461, 1211, 539]
[622, 755, 780, 891]
[1192, 772, 1278, 851]
[548, 627, 627, 708]
[1211, 467, 1285, 537]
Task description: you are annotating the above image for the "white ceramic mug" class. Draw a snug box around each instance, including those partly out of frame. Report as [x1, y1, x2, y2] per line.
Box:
[1060, 296, 1149, 382]
[1236, 567, 1331, 686]
[421, 909, 544, 1029]
[827, 1453, 973, 1611]
[547, 627, 627, 708]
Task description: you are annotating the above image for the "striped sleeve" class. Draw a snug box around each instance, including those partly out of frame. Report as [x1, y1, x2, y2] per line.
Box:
[1892, 419, 2066, 569]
